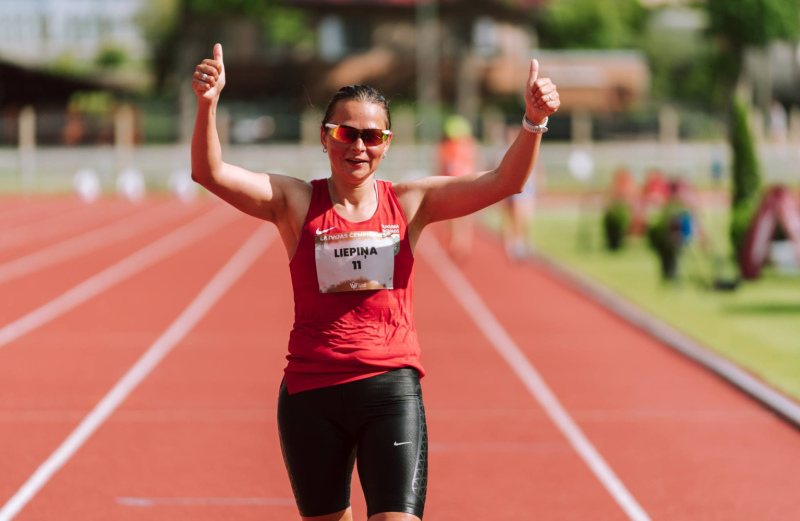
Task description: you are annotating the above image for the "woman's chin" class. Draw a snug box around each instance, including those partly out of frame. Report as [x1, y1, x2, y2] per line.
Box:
[336, 163, 374, 180]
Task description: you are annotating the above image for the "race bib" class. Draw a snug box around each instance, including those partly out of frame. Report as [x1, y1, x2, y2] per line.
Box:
[315, 231, 400, 293]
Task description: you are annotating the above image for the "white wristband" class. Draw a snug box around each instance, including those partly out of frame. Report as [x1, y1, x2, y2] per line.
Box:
[522, 115, 548, 134]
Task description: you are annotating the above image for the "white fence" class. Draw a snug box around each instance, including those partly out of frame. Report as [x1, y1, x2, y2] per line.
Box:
[0, 141, 798, 194]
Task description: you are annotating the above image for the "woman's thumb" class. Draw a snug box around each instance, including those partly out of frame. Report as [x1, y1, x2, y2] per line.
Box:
[528, 58, 539, 88]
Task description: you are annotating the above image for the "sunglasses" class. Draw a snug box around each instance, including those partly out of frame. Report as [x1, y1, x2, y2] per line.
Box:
[324, 123, 392, 147]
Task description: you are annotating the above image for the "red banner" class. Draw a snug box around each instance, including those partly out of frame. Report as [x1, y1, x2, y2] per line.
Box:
[739, 186, 800, 279]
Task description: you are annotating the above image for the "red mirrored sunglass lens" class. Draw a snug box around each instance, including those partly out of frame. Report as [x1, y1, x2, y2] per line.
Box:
[327, 125, 389, 146]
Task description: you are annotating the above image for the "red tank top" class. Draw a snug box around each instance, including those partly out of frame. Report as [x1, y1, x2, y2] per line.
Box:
[284, 178, 424, 394]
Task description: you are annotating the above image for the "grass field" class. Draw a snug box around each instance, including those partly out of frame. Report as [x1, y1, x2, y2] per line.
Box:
[484, 202, 800, 402]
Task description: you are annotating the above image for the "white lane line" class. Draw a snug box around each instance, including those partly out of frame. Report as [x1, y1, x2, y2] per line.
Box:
[0, 201, 194, 285]
[0, 205, 237, 351]
[116, 497, 294, 507]
[420, 236, 651, 521]
[0, 224, 275, 521]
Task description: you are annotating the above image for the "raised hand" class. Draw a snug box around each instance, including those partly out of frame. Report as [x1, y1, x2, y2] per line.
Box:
[192, 43, 226, 102]
[524, 59, 559, 125]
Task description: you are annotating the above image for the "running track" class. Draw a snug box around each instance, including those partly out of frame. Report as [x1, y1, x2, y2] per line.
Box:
[1, 196, 800, 521]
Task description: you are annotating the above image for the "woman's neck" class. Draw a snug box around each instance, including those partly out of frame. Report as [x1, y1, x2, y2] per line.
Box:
[327, 175, 378, 223]
[327, 175, 375, 209]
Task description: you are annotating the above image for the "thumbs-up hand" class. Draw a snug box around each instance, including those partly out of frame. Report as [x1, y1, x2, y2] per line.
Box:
[193, 43, 226, 102]
[524, 59, 559, 125]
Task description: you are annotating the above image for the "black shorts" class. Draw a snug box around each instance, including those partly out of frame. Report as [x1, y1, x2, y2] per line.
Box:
[277, 368, 427, 519]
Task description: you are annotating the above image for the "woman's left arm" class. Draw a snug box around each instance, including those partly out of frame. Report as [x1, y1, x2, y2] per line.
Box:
[396, 59, 560, 229]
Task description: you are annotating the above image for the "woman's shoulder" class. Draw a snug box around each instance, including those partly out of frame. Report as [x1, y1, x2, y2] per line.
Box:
[267, 173, 314, 199]
[273, 174, 314, 220]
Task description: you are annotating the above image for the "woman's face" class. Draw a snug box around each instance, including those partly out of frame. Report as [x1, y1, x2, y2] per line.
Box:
[321, 100, 392, 184]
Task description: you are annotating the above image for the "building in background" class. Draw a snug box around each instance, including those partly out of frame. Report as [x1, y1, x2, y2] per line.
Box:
[176, 0, 650, 143]
[214, 1, 544, 113]
[0, 0, 147, 146]
[0, 0, 654, 144]
[0, 0, 147, 67]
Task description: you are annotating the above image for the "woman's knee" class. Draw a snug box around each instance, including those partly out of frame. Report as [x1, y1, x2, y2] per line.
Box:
[302, 507, 353, 521]
[368, 513, 421, 521]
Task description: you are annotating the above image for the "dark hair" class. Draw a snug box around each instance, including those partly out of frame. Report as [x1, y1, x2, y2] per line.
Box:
[322, 85, 391, 129]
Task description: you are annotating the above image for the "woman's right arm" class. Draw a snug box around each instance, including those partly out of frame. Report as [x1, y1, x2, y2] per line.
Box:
[190, 43, 310, 225]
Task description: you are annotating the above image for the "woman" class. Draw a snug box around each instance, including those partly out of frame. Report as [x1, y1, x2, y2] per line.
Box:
[191, 43, 559, 521]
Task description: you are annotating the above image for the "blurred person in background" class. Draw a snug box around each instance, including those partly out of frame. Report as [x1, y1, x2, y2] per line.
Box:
[601, 166, 637, 251]
[608, 166, 637, 206]
[437, 114, 478, 262]
[191, 43, 559, 521]
[500, 124, 545, 260]
[769, 100, 788, 145]
[666, 177, 709, 250]
[633, 168, 670, 234]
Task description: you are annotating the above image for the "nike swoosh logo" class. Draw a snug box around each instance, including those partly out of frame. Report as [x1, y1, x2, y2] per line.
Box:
[394, 441, 412, 446]
[316, 226, 336, 235]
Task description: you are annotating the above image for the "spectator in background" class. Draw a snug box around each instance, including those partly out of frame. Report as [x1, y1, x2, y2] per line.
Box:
[667, 177, 708, 250]
[501, 124, 545, 260]
[710, 150, 724, 187]
[62, 104, 84, 145]
[438, 115, 478, 262]
[770, 100, 788, 145]
[601, 167, 637, 251]
[642, 168, 670, 206]
[608, 166, 637, 206]
[633, 168, 670, 234]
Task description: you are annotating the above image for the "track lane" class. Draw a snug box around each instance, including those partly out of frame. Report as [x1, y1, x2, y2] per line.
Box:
[1, 225, 274, 521]
[6, 220, 292, 521]
[0, 198, 81, 229]
[0, 200, 201, 286]
[0, 200, 115, 252]
[0, 200, 33, 220]
[0, 201, 217, 326]
[0, 211, 259, 508]
[0, 199, 179, 264]
[4, 200, 800, 520]
[418, 233, 647, 520]
[2, 215, 629, 521]
[414, 235, 630, 520]
[448, 229, 800, 520]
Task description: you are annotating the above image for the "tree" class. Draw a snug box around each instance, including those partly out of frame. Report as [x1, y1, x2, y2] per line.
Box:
[705, 0, 800, 99]
[95, 45, 128, 69]
[536, 0, 648, 50]
[703, 0, 800, 258]
[139, 0, 313, 94]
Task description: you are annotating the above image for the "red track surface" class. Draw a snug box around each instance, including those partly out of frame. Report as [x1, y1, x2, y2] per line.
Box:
[1, 197, 800, 520]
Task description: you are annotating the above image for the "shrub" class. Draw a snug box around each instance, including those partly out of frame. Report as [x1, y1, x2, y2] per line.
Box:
[95, 45, 128, 69]
[602, 202, 632, 251]
[729, 199, 758, 260]
[729, 97, 762, 257]
[647, 202, 691, 280]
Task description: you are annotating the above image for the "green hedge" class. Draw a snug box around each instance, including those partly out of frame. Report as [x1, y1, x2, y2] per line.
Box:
[729, 97, 761, 258]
